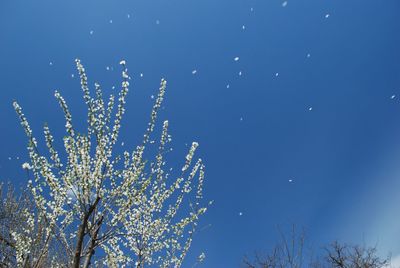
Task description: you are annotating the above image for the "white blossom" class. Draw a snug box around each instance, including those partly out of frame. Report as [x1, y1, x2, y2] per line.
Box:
[22, 162, 32, 170]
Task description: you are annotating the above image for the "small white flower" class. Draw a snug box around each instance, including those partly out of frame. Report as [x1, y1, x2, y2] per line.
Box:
[22, 162, 32, 170]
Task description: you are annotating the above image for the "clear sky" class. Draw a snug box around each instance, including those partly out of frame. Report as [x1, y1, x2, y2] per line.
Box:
[1, 0, 400, 267]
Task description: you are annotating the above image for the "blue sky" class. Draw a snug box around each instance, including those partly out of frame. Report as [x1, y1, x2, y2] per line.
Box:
[1, 0, 400, 266]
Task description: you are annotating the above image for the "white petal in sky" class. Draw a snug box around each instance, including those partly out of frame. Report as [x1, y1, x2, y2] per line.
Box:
[127, 14, 131, 19]
[309, 107, 313, 111]
[289, 179, 293, 183]
[239, 71, 242, 76]
[239, 212, 243, 216]
[140, 73, 144, 77]
[275, 72, 279, 77]
[307, 53, 311, 58]
[391, 95, 396, 99]
[22, 162, 31, 170]
[234, 57, 240, 61]
[242, 25, 246, 30]
[90, 30, 94, 35]
[192, 69, 197, 75]
[49, 62, 53, 66]
[226, 84, 230, 89]
[282, 1, 288, 7]
[325, 14, 330, 18]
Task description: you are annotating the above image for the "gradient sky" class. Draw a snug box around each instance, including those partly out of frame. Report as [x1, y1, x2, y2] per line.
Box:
[1, 0, 400, 267]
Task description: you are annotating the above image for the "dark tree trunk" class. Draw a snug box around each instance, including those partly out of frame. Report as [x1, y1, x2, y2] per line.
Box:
[82, 216, 103, 268]
[72, 197, 100, 268]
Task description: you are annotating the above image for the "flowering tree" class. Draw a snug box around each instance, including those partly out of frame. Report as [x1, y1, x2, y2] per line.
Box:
[0, 184, 23, 266]
[12, 59, 208, 267]
[0, 183, 67, 267]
